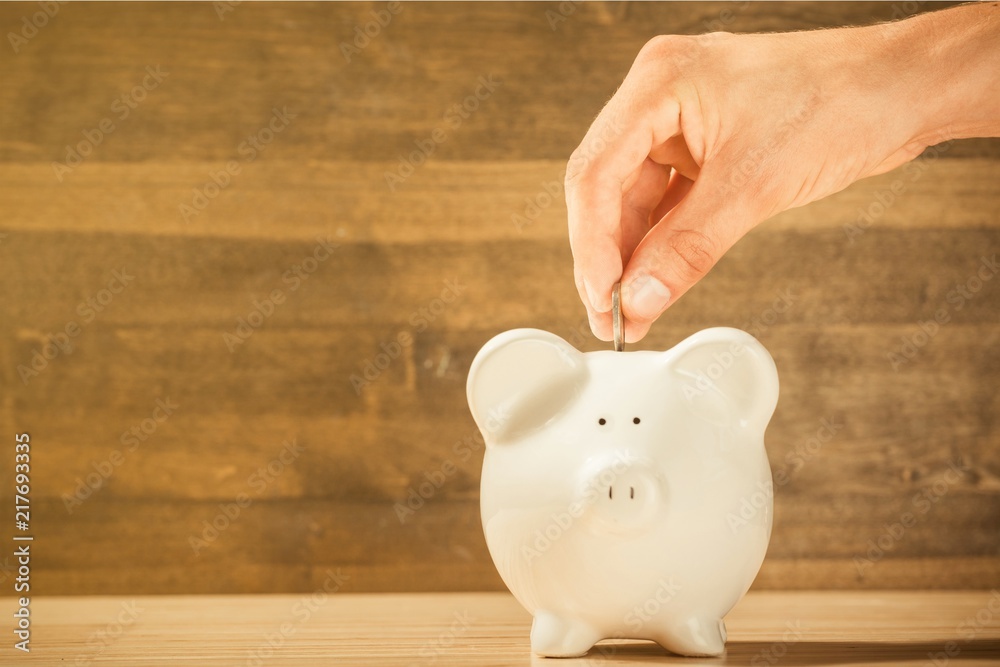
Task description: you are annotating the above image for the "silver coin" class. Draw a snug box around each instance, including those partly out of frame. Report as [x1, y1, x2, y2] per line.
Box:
[612, 281, 624, 352]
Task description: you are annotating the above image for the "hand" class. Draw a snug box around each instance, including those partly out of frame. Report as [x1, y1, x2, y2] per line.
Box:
[566, 4, 1000, 342]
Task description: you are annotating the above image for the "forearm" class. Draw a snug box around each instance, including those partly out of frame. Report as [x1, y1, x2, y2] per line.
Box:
[887, 3, 1000, 144]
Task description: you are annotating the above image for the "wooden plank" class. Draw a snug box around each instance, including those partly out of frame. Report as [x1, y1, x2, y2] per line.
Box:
[2, 228, 999, 331]
[16, 494, 1000, 594]
[0, 157, 997, 242]
[0, 2, 996, 165]
[26, 558, 1000, 596]
[7, 322, 1000, 497]
[756, 557, 1000, 590]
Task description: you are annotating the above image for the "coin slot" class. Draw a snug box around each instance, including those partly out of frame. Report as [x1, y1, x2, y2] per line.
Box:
[630, 486, 634, 499]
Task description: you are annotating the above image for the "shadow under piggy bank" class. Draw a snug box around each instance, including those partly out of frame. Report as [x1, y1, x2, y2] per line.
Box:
[526, 638, 1000, 665]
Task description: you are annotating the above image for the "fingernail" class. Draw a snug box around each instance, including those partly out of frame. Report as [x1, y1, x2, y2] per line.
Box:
[625, 274, 671, 319]
[583, 278, 601, 312]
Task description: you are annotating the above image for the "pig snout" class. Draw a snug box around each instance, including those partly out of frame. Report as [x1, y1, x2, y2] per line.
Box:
[578, 456, 666, 536]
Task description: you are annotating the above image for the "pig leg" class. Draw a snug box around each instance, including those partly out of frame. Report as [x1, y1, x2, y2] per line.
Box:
[654, 616, 727, 657]
[530, 610, 601, 657]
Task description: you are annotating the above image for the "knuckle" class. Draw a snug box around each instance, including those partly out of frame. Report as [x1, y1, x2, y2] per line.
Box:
[665, 229, 718, 282]
[636, 34, 688, 63]
[565, 148, 604, 192]
[636, 32, 735, 80]
[565, 148, 589, 185]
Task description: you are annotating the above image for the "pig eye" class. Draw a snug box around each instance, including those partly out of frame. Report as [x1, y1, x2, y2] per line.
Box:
[598, 418, 607, 426]
[633, 417, 641, 424]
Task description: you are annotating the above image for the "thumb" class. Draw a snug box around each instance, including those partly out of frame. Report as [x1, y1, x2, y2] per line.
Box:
[621, 172, 757, 331]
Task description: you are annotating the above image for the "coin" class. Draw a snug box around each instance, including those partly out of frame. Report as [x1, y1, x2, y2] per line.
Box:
[612, 281, 624, 352]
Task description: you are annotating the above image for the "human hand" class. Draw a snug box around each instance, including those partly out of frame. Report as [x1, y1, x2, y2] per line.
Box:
[566, 5, 1000, 342]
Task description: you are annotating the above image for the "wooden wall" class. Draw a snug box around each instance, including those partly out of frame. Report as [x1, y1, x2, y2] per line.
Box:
[1, 1, 997, 595]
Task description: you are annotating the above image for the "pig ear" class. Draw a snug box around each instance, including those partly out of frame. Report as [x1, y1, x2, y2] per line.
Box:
[467, 329, 587, 446]
[666, 327, 778, 432]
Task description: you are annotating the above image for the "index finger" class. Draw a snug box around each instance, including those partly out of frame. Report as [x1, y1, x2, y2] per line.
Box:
[565, 78, 681, 319]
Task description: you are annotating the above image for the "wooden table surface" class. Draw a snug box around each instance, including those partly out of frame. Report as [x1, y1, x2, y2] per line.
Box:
[5, 591, 1000, 665]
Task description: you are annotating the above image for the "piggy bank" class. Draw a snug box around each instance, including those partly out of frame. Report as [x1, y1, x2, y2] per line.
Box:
[466, 327, 778, 657]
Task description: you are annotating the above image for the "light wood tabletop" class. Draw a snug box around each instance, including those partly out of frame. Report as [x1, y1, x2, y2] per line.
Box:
[5, 591, 1000, 665]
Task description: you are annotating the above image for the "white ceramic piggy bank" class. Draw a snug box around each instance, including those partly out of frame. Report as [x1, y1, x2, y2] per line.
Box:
[466, 327, 778, 657]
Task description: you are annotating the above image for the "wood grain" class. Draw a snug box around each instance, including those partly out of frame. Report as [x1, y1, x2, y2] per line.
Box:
[0, 157, 997, 243]
[4, 592, 1000, 665]
[0, 1, 998, 595]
